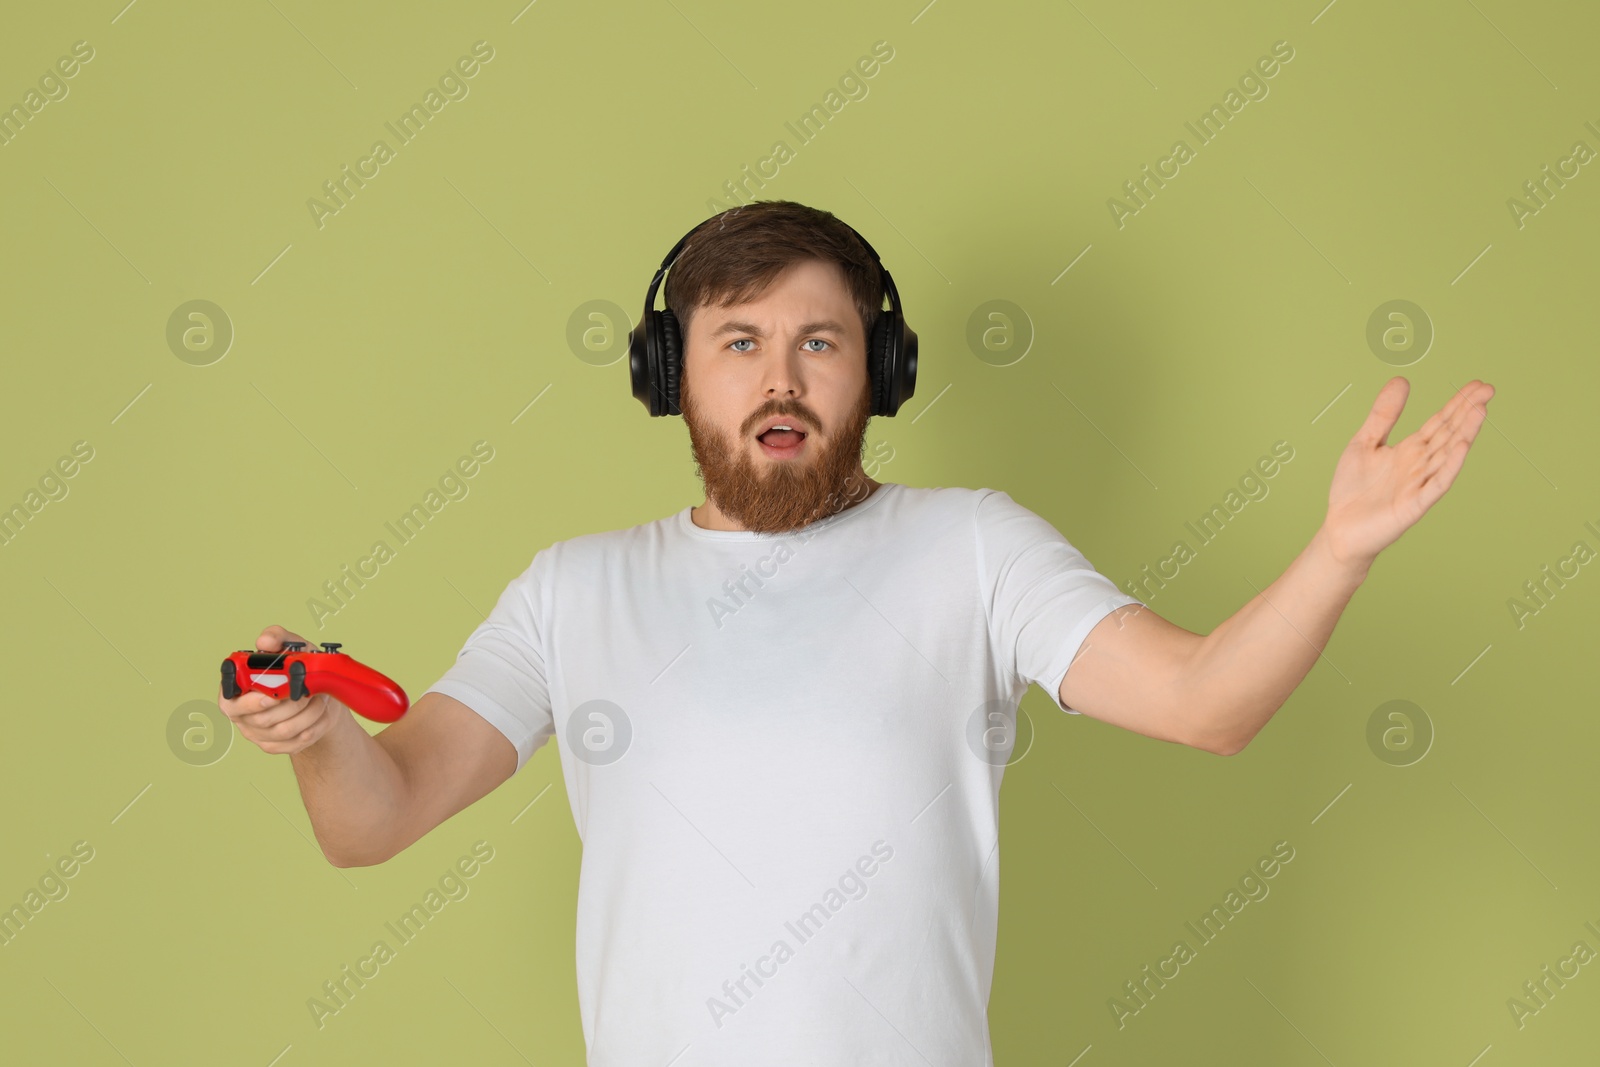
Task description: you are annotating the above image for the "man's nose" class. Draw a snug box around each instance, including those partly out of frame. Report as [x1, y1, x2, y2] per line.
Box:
[760, 346, 804, 400]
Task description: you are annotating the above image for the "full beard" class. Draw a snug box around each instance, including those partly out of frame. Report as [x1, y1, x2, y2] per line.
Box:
[680, 381, 875, 534]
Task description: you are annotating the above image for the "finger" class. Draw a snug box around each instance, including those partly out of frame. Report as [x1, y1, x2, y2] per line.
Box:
[1421, 436, 1456, 481]
[221, 687, 299, 724]
[1413, 383, 1474, 448]
[248, 695, 328, 743]
[257, 625, 310, 652]
[1459, 380, 1494, 438]
[1355, 376, 1410, 448]
[239, 695, 312, 730]
[234, 688, 289, 715]
[1418, 399, 1469, 463]
[217, 687, 275, 722]
[259, 723, 321, 755]
[1417, 439, 1470, 511]
[249, 705, 319, 744]
[1423, 381, 1493, 463]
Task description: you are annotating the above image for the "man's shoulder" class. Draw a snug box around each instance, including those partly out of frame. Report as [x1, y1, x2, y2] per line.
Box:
[536, 510, 677, 567]
[886, 484, 975, 511]
[890, 483, 1008, 522]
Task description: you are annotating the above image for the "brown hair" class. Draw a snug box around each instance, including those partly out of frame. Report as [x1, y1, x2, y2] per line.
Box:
[663, 200, 884, 348]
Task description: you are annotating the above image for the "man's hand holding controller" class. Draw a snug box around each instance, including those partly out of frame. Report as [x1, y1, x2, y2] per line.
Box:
[217, 625, 355, 755]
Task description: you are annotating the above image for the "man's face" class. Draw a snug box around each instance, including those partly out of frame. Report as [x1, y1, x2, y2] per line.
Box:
[678, 257, 876, 534]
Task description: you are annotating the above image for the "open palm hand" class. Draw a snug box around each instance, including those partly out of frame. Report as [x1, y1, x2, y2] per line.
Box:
[1322, 376, 1495, 568]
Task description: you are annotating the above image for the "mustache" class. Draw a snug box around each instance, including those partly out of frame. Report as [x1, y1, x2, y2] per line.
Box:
[745, 403, 822, 435]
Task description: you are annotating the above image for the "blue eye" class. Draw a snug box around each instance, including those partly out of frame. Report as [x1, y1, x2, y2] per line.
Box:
[728, 338, 831, 353]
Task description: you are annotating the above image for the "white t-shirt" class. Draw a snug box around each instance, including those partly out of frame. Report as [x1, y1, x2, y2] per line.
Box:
[423, 482, 1142, 1065]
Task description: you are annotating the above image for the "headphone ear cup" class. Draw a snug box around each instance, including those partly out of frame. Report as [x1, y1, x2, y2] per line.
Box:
[868, 313, 893, 416]
[659, 308, 684, 416]
[891, 317, 916, 416]
[628, 313, 653, 413]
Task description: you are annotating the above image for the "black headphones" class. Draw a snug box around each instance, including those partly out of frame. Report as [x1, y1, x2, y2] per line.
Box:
[628, 213, 918, 418]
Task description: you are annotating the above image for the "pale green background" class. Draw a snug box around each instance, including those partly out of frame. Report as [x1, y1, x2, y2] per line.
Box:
[2, 0, 1596, 1063]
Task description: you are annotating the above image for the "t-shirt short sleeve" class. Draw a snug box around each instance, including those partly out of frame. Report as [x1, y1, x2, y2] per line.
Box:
[974, 489, 1144, 715]
[422, 553, 556, 773]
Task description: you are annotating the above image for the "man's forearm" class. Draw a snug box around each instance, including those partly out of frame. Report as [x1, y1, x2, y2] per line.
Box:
[289, 701, 411, 867]
[1184, 525, 1371, 755]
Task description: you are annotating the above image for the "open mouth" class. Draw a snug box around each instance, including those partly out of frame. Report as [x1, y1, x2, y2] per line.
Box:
[756, 425, 808, 458]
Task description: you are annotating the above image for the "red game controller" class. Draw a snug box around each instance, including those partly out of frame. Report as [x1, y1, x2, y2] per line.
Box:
[220, 642, 409, 723]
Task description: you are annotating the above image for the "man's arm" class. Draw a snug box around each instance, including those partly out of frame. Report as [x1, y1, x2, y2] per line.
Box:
[1059, 376, 1494, 756]
[290, 689, 517, 866]
[1059, 529, 1366, 755]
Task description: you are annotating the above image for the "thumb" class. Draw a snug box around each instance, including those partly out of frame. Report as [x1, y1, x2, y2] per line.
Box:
[257, 625, 310, 651]
[1354, 376, 1409, 448]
